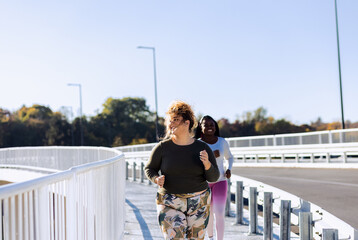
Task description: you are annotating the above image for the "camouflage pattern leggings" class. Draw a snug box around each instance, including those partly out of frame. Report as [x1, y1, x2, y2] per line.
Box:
[156, 188, 211, 240]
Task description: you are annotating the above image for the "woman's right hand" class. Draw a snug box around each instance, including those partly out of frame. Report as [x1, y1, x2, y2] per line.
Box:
[155, 175, 165, 188]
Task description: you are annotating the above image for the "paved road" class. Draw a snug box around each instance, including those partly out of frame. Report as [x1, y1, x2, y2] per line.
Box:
[231, 167, 358, 229]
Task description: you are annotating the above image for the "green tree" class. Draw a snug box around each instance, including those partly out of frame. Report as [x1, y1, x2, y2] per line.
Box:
[91, 97, 157, 146]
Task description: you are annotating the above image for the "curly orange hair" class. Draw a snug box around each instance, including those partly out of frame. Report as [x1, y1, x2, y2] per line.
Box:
[164, 100, 197, 139]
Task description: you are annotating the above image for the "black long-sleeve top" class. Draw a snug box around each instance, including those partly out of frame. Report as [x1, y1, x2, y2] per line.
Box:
[145, 138, 220, 194]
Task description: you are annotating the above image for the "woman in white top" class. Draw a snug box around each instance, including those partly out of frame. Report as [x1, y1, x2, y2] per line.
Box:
[195, 115, 234, 240]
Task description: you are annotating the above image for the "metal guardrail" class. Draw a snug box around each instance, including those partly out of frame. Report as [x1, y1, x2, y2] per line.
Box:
[0, 147, 126, 240]
[231, 142, 358, 165]
[116, 128, 358, 152]
[125, 153, 358, 240]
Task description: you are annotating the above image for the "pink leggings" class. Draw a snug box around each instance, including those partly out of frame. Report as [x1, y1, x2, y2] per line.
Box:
[207, 180, 227, 240]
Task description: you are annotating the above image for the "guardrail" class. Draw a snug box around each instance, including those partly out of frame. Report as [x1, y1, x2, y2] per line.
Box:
[116, 128, 358, 152]
[231, 142, 358, 166]
[125, 153, 358, 240]
[0, 147, 126, 240]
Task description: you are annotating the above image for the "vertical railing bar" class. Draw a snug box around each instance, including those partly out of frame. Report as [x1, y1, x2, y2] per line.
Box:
[24, 192, 29, 240]
[0, 199, 3, 240]
[59, 182, 63, 240]
[18, 193, 23, 240]
[299, 212, 312, 240]
[10, 196, 16, 240]
[62, 181, 66, 240]
[132, 162, 136, 181]
[225, 178, 231, 216]
[79, 174, 84, 240]
[29, 191, 34, 240]
[140, 162, 145, 183]
[263, 192, 273, 240]
[235, 181, 243, 224]
[55, 183, 59, 240]
[49, 186, 54, 240]
[84, 173, 88, 240]
[76, 175, 80, 240]
[280, 200, 291, 240]
[248, 187, 257, 235]
[34, 189, 40, 240]
[4, 198, 10, 240]
[322, 229, 338, 240]
[125, 162, 129, 180]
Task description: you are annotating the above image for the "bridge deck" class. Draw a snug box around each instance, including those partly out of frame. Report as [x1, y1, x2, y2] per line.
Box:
[124, 181, 287, 240]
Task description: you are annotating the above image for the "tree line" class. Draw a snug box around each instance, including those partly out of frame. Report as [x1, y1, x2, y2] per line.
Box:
[0, 97, 356, 148]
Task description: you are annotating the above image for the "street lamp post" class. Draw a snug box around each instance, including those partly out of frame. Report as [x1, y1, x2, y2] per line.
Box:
[66, 106, 75, 146]
[67, 83, 84, 145]
[334, 0, 345, 129]
[137, 46, 159, 141]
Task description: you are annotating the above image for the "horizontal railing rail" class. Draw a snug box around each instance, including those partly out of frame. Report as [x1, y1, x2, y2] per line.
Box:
[116, 128, 358, 152]
[231, 142, 358, 166]
[0, 147, 126, 240]
[125, 152, 358, 239]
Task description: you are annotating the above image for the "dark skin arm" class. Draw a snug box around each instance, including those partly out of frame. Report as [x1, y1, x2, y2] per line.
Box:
[225, 169, 231, 178]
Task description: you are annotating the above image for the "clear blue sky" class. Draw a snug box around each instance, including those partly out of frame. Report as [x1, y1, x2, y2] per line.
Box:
[1, 1, 357, 125]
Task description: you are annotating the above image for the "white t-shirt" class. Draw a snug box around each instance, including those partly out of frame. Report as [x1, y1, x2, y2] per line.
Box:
[201, 137, 234, 183]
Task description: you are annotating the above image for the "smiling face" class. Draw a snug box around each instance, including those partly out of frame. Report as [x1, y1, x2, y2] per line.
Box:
[201, 118, 216, 137]
[164, 100, 196, 139]
[168, 114, 188, 136]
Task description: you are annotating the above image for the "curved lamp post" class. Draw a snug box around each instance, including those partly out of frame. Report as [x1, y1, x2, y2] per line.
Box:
[67, 83, 84, 145]
[137, 46, 159, 141]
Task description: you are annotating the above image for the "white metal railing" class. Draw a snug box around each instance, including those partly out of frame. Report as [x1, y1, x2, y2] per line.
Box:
[115, 128, 358, 152]
[231, 142, 358, 166]
[0, 147, 125, 240]
[125, 154, 358, 239]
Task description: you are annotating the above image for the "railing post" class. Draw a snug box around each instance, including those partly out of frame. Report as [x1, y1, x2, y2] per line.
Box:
[140, 162, 144, 183]
[280, 200, 291, 240]
[329, 130, 333, 144]
[299, 212, 312, 240]
[318, 133, 322, 144]
[264, 192, 273, 240]
[132, 162, 136, 181]
[125, 162, 129, 180]
[248, 187, 258, 235]
[235, 181, 243, 224]
[225, 178, 231, 216]
[322, 229, 338, 240]
[326, 153, 331, 163]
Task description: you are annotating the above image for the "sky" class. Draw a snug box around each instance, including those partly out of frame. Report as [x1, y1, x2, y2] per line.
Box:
[0, 1, 357, 125]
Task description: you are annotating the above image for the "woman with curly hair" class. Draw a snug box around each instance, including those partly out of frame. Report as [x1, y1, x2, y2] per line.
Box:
[145, 101, 220, 239]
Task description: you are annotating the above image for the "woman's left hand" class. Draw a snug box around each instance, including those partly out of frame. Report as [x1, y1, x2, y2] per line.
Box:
[200, 150, 211, 170]
[225, 169, 231, 179]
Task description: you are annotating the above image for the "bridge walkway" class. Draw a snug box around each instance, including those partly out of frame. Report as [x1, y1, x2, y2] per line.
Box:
[124, 181, 291, 240]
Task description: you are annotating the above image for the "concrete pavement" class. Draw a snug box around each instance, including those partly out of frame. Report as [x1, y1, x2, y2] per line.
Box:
[124, 180, 297, 240]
